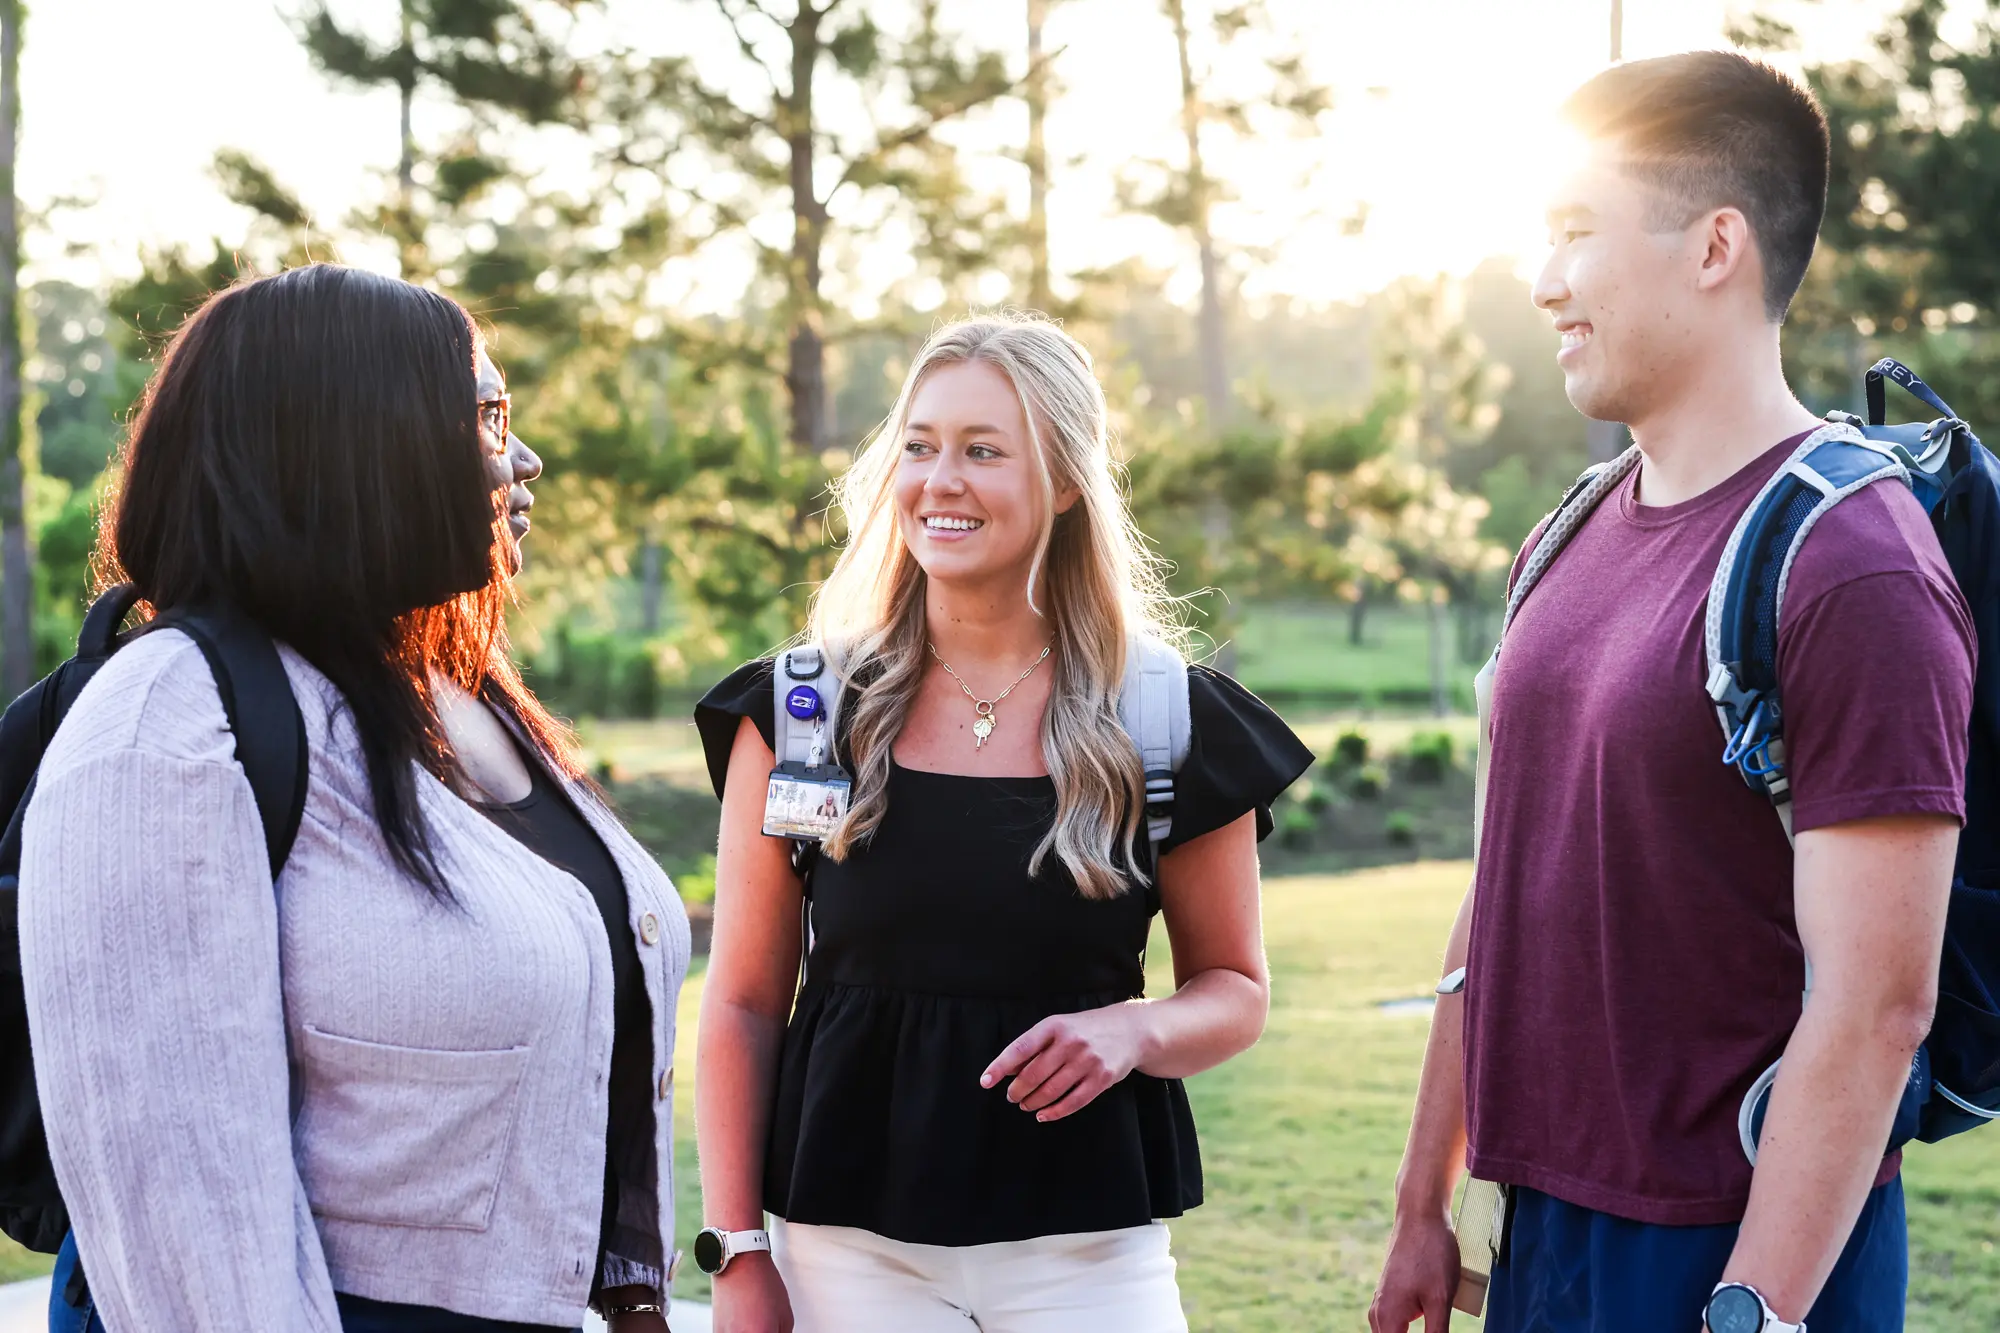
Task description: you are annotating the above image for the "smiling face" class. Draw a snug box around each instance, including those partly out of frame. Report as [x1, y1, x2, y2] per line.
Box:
[1533, 146, 1718, 427]
[475, 350, 542, 576]
[892, 358, 1078, 599]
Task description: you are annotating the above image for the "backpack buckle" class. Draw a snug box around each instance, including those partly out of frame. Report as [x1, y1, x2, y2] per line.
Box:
[1719, 693, 1790, 800]
[1709, 664, 1790, 801]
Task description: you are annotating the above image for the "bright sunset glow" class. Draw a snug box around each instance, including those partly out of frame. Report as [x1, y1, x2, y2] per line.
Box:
[24, 0, 1910, 308]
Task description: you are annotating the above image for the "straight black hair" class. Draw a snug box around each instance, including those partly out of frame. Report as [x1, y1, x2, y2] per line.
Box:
[1564, 51, 1830, 321]
[101, 263, 581, 896]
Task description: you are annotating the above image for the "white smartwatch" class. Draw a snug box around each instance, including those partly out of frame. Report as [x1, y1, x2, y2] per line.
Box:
[1704, 1282, 1805, 1333]
[693, 1226, 771, 1276]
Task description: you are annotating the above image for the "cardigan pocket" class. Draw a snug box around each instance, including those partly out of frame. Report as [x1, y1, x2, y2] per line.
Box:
[294, 1024, 531, 1231]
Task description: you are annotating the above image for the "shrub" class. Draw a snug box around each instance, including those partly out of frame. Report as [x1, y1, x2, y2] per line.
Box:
[530, 628, 668, 719]
[674, 853, 718, 907]
[1350, 763, 1387, 801]
[1329, 729, 1369, 768]
[1386, 809, 1417, 846]
[1278, 802, 1318, 850]
[1404, 729, 1455, 784]
[1295, 778, 1333, 813]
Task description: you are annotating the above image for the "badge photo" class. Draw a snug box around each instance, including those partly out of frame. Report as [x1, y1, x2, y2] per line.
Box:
[763, 762, 852, 841]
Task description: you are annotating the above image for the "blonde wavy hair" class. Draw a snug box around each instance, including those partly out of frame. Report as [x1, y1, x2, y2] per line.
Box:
[811, 313, 1180, 898]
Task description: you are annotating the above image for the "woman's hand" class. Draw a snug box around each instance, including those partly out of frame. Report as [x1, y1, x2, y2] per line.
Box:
[981, 1000, 1152, 1122]
[710, 1253, 795, 1333]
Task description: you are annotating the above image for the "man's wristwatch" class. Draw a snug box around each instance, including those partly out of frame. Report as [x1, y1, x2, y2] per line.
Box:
[1705, 1282, 1806, 1333]
[693, 1226, 771, 1276]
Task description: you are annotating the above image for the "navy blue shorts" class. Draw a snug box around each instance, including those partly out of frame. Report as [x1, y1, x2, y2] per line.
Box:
[1485, 1177, 1907, 1333]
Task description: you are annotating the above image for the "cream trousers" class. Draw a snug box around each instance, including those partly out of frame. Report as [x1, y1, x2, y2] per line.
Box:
[770, 1218, 1189, 1333]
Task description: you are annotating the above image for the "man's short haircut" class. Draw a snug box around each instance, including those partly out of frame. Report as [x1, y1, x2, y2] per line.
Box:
[1562, 51, 1829, 321]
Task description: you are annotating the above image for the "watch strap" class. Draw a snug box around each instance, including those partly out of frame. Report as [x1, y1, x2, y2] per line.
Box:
[729, 1227, 772, 1257]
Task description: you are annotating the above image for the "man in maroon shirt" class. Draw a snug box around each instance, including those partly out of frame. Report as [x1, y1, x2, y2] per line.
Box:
[1370, 53, 1975, 1333]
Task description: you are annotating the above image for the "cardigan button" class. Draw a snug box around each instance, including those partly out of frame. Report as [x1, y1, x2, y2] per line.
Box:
[639, 913, 661, 945]
[658, 1068, 674, 1100]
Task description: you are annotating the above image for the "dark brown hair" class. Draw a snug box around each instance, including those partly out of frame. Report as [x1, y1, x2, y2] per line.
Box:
[1563, 51, 1830, 320]
[98, 263, 583, 897]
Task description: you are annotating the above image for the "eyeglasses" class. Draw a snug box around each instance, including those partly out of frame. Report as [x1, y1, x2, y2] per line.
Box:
[478, 393, 511, 447]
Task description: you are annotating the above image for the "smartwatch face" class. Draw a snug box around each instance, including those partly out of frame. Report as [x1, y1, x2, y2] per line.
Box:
[1706, 1286, 1765, 1333]
[693, 1228, 727, 1275]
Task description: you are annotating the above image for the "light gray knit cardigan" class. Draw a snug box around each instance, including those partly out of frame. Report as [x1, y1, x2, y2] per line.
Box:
[20, 628, 692, 1330]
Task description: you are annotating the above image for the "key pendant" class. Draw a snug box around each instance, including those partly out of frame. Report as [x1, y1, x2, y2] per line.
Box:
[972, 702, 996, 750]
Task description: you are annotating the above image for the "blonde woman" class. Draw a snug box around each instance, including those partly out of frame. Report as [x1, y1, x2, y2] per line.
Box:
[692, 314, 1311, 1333]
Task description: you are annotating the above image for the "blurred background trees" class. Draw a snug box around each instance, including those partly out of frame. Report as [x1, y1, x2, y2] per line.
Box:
[12, 0, 1993, 722]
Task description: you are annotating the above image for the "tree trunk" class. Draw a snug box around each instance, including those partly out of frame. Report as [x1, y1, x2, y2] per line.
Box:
[1348, 585, 1368, 646]
[395, 0, 422, 279]
[0, 0, 26, 699]
[637, 528, 664, 636]
[1026, 0, 1052, 312]
[398, 1, 416, 200]
[1167, 0, 1228, 430]
[784, 9, 830, 454]
[1426, 592, 1450, 717]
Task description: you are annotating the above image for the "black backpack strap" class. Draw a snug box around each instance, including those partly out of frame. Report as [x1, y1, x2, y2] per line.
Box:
[152, 605, 308, 880]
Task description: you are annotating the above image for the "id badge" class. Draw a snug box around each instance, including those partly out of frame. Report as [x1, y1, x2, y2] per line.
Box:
[763, 761, 853, 841]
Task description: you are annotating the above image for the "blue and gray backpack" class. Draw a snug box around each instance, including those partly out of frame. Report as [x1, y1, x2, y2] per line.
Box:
[1484, 358, 2000, 1158]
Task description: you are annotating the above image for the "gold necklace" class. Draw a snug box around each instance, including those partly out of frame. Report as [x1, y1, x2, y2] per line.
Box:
[926, 640, 1053, 751]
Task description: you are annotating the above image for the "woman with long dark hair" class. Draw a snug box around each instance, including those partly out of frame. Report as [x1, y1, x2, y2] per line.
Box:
[19, 264, 688, 1332]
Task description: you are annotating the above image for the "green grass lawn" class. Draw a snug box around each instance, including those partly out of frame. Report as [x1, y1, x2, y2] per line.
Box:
[1229, 603, 1480, 707]
[667, 863, 2000, 1328]
[0, 1233, 47, 1283]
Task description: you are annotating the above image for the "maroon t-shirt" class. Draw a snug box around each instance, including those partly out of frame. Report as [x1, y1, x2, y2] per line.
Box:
[1462, 433, 1976, 1226]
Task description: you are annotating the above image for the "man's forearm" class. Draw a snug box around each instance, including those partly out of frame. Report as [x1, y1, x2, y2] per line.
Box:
[1393, 886, 1475, 1214]
[1723, 999, 1925, 1321]
[1394, 993, 1469, 1213]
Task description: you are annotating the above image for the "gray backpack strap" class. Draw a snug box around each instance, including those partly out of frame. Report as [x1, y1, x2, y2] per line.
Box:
[1501, 444, 1644, 634]
[1118, 633, 1192, 846]
[773, 641, 842, 768]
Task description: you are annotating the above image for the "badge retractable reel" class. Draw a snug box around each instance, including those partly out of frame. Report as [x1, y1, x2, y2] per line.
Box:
[763, 681, 853, 841]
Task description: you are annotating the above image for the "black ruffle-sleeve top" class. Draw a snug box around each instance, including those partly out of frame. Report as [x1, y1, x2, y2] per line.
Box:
[694, 659, 1313, 1246]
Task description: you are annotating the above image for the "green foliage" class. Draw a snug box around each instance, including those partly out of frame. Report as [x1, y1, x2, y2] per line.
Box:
[1402, 728, 1455, 784]
[1330, 728, 1369, 768]
[1292, 776, 1332, 814]
[529, 626, 665, 720]
[1349, 762, 1386, 801]
[1276, 799, 1317, 849]
[1384, 808, 1416, 846]
[1783, 3, 2000, 430]
[673, 852, 718, 908]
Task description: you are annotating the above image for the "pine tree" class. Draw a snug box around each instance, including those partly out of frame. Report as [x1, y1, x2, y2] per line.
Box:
[0, 0, 27, 698]
[1121, 0, 1330, 432]
[596, 0, 1019, 453]
[296, 0, 589, 280]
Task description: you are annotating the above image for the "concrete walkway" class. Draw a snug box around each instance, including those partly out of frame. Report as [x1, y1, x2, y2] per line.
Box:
[0, 1276, 711, 1331]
